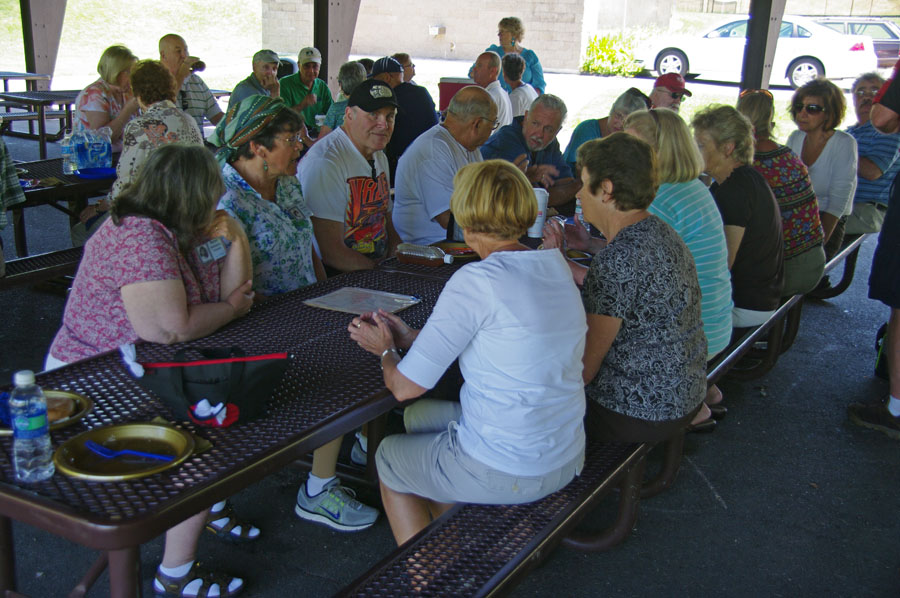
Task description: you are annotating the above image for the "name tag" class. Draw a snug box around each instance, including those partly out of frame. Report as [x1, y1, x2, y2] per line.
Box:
[196, 237, 227, 263]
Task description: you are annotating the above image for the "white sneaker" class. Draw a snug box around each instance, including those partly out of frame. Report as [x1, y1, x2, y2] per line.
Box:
[350, 435, 367, 467]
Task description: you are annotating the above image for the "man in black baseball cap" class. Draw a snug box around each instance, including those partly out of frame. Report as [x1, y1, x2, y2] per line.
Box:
[298, 78, 401, 273]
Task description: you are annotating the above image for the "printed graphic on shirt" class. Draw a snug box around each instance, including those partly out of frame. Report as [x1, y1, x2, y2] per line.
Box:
[344, 172, 390, 255]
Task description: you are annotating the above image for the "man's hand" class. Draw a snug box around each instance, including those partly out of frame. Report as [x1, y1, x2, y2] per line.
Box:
[297, 93, 317, 111]
[512, 153, 530, 173]
[526, 164, 560, 187]
[261, 72, 280, 96]
[175, 56, 201, 86]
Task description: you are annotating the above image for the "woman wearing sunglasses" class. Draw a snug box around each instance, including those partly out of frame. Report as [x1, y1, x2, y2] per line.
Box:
[786, 78, 858, 261]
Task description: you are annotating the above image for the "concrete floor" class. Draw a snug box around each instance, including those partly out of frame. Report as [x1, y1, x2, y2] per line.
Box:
[1, 75, 898, 597]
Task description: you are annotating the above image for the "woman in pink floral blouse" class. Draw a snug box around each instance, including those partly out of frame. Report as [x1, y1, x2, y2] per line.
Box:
[73, 45, 141, 146]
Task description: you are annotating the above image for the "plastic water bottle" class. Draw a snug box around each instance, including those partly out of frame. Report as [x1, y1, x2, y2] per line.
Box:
[72, 130, 89, 170]
[574, 198, 591, 234]
[9, 370, 55, 483]
[60, 131, 77, 174]
[396, 243, 454, 266]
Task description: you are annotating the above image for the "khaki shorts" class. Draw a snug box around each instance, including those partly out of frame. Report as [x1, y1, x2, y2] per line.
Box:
[376, 399, 583, 505]
[845, 202, 887, 235]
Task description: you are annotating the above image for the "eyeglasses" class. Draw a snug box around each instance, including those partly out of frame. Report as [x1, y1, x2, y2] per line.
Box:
[479, 116, 500, 130]
[855, 88, 879, 97]
[404, 63, 415, 69]
[274, 133, 304, 145]
[740, 88, 773, 99]
[793, 102, 826, 115]
[668, 92, 685, 100]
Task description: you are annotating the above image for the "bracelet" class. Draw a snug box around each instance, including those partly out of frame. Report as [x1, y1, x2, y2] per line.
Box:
[380, 347, 400, 370]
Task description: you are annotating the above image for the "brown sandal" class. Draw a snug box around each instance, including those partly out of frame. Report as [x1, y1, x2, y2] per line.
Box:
[153, 561, 243, 598]
[204, 500, 260, 543]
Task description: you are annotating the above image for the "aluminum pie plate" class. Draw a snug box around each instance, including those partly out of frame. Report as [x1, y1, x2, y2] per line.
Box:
[0, 390, 93, 437]
[54, 422, 194, 481]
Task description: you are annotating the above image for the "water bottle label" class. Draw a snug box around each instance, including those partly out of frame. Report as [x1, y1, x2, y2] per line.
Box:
[13, 411, 48, 439]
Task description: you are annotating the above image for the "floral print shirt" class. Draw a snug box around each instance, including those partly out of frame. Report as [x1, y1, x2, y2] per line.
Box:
[218, 163, 318, 296]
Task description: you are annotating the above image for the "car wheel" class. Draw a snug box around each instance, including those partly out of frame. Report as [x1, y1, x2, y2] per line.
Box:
[655, 49, 688, 76]
[787, 58, 823, 88]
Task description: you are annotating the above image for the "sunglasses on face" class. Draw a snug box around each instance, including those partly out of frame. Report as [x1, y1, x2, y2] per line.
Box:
[794, 102, 825, 115]
[668, 92, 685, 100]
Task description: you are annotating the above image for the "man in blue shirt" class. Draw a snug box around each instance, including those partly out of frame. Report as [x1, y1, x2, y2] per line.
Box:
[480, 94, 579, 207]
[846, 72, 900, 235]
[228, 50, 281, 112]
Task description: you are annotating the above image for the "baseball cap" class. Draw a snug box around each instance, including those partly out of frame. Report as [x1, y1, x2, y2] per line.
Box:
[348, 80, 399, 112]
[654, 73, 692, 96]
[252, 49, 280, 65]
[371, 56, 402, 77]
[298, 47, 322, 65]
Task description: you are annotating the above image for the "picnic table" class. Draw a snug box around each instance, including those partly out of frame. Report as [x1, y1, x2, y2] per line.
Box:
[0, 90, 79, 159]
[0, 72, 51, 93]
[0, 267, 445, 597]
[10, 156, 115, 257]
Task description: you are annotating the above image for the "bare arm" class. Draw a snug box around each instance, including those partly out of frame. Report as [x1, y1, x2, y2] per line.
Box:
[349, 311, 426, 401]
[311, 217, 377, 271]
[434, 210, 451, 230]
[582, 313, 623, 384]
[871, 103, 900, 134]
[121, 278, 253, 345]
[722, 225, 745, 270]
[385, 215, 402, 258]
[547, 177, 581, 208]
[83, 98, 140, 142]
[820, 212, 840, 243]
[858, 156, 885, 181]
[206, 211, 253, 298]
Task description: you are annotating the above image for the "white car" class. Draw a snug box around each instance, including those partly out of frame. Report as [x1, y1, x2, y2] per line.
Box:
[636, 15, 877, 88]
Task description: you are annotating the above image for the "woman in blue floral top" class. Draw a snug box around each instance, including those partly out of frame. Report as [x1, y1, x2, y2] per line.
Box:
[210, 95, 325, 296]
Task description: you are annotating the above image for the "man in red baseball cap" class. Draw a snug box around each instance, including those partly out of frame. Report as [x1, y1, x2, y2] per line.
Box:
[650, 73, 692, 112]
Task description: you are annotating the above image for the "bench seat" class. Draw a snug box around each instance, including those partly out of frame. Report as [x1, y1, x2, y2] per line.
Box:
[0, 246, 83, 291]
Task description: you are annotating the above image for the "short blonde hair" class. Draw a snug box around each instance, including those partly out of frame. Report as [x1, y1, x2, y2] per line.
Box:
[624, 109, 702, 183]
[690, 105, 755, 166]
[450, 160, 536, 240]
[498, 17, 524, 41]
[98, 45, 137, 85]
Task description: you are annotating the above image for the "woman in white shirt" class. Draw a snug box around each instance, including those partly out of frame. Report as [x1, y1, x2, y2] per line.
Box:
[349, 160, 587, 546]
[786, 78, 858, 260]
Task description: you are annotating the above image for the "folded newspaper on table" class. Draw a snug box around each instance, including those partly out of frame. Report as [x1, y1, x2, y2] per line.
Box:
[303, 287, 421, 314]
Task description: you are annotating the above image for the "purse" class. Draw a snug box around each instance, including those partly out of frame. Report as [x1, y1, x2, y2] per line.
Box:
[135, 346, 289, 427]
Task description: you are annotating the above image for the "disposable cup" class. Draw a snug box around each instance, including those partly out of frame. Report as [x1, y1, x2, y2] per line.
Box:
[527, 188, 550, 238]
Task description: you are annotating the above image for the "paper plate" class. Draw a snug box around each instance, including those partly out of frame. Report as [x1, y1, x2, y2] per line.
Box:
[54, 422, 194, 481]
[74, 167, 116, 179]
[0, 390, 93, 437]
[431, 241, 478, 261]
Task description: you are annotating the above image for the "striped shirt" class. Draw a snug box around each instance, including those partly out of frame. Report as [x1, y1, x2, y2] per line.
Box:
[847, 120, 900, 207]
[177, 73, 222, 136]
[648, 180, 733, 357]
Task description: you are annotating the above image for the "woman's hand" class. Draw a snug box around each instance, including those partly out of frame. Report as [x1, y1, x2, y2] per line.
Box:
[542, 217, 567, 252]
[348, 311, 396, 357]
[374, 309, 418, 349]
[566, 217, 592, 252]
[224, 279, 254, 318]
[205, 210, 243, 243]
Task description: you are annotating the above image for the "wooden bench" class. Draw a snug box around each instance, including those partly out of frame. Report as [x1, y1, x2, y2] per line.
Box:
[0, 246, 82, 291]
[338, 233, 873, 597]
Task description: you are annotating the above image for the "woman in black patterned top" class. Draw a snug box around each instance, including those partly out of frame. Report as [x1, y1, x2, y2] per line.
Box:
[575, 134, 707, 442]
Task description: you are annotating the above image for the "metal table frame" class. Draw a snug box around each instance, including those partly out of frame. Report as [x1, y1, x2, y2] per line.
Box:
[0, 90, 79, 159]
[0, 268, 448, 597]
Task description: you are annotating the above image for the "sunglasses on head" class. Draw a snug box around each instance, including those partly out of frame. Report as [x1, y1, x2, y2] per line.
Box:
[794, 102, 825, 115]
[739, 88, 773, 99]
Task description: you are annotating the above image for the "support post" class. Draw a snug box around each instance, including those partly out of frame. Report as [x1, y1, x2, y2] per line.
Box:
[740, 0, 787, 91]
[19, 0, 67, 90]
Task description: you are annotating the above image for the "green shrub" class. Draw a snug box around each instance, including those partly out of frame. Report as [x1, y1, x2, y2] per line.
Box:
[581, 32, 643, 77]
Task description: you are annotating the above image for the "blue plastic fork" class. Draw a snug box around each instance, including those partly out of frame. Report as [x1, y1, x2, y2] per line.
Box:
[84, 440, 174, 462]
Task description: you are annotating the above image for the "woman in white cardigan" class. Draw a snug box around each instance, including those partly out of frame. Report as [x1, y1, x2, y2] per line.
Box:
[786, 78, 857, 260]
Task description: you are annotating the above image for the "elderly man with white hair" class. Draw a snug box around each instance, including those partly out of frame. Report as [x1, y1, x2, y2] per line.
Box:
[159, 33, 223, 133]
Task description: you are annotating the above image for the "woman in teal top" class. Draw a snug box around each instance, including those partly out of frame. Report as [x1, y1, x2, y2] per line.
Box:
[563, 88, 649, 174]
[624, 108, 732, 359]
[474, 17, 546, 93]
